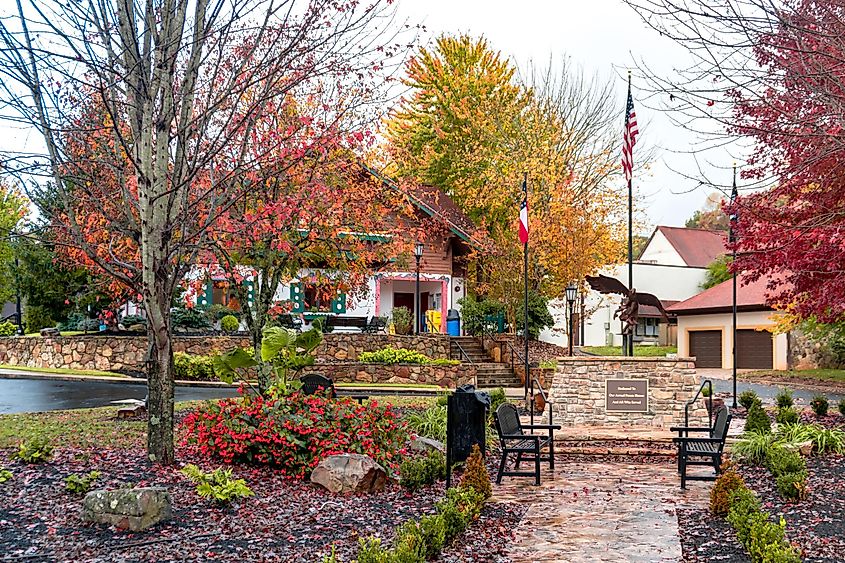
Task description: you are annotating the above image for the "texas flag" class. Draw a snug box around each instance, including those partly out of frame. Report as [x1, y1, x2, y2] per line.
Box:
[518, 198, 529, 244]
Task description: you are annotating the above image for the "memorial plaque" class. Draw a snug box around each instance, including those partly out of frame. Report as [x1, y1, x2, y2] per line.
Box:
[605, 379, 649, 412]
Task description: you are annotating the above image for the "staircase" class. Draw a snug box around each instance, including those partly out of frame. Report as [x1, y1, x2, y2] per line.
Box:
[450, 336, 523, 389]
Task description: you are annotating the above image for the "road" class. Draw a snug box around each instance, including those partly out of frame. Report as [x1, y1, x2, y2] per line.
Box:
[0, 377, 238, 414]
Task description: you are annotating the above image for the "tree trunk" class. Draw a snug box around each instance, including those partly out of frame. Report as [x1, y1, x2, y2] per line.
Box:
[146, 324, 175, 465]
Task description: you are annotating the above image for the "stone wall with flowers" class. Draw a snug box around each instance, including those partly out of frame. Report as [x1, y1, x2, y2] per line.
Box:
[0, 333, 454, 374]
[303, 362, 475, 388]
[548, 356, 709, 428]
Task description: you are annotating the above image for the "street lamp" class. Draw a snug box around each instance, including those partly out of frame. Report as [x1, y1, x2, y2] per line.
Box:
[9, 231, 23, 336]
[566, 282, 578, 356]
[414, 241, 424, 335]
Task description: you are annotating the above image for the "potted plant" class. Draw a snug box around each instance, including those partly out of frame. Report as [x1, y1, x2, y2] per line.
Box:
[701, 384, 724, 416]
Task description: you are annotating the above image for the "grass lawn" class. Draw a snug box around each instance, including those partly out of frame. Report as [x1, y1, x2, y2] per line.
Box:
[744, 368, 845, 383]
[0, 364, 127, 378]
[581, 345, 678, 357]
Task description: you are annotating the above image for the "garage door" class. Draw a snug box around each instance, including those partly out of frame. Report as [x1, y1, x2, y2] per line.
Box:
[689, 330, 722, 368]
[737, 330, 773, 369]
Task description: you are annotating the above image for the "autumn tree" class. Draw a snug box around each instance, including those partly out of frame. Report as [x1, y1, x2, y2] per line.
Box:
[686, 193, 729, 231]
[623, 0, 845, 323]
[0, 0, 407, 464]
[385, 35, 627, 333]
[0, 180, 27, 305]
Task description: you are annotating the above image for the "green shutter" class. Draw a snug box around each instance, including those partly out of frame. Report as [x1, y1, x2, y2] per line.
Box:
[198, 281, 213, 307]
[243, 280, 255, 308]
[330, 291, 346, 314]
[290, 283, 304, 313]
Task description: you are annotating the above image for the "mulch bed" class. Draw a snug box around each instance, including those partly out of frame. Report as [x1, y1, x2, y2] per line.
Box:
[0, 445, 514, 563]
[678, 508, 749, 563]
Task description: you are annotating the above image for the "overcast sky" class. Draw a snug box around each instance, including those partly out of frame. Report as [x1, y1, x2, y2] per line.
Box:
[395, 0, 739, 232]
[0, 0, 738, 233]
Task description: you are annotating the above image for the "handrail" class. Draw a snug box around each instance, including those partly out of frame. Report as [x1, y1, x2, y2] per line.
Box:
[532, 375, 552, 427]
[450, 340, 474, 366]
[684, 379, 714, 433]
[501, 339, 525, 368]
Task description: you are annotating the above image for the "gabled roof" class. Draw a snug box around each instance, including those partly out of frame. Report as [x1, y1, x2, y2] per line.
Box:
[361, 164, 484, 249]
[642, 226, 728, 268]
[667, 274, 785, 315]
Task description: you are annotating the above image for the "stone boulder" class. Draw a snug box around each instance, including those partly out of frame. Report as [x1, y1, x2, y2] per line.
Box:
[82, 487, 172, 531]
[409, 436, 445, 454]
[40, 327, 60, 337]
[310, 454, 387, 494]
[797, 440, 814, 456]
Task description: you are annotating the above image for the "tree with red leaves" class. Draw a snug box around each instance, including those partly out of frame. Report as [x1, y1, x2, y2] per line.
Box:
[0, 0, 409, 464]
[624, 0, 845, 323]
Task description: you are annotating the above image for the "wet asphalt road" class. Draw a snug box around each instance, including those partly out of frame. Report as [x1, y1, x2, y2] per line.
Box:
[0, 377, 238, 414]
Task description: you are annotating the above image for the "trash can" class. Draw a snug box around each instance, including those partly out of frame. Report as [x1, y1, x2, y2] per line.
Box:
[445, 384, 491, 487]
[446, 309, 461, 336]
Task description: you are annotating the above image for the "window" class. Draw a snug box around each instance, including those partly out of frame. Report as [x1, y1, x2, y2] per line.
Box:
[211, 281, 242, 311]
[636, 318, 659, 338]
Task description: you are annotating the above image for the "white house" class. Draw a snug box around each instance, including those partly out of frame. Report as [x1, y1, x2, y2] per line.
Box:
[541, 226, 728, 348]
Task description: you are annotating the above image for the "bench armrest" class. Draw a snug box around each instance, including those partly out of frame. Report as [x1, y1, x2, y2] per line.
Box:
[522, 424, 562, 430]
[670, 426, 712, 433]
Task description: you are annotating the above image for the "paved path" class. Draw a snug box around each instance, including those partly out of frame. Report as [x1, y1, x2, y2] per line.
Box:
[701, 368, 845, 402]
[496, 459, 708, 563]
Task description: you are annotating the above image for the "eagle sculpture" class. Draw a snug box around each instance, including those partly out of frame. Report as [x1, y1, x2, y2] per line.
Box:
[585, 274, 669, 336]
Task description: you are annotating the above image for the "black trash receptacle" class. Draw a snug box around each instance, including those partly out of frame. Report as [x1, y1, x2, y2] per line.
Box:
[446, 384, 491, 487]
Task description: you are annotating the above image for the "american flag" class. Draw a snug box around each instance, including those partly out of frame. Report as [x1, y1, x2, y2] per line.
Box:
[622, 82, 639, 182]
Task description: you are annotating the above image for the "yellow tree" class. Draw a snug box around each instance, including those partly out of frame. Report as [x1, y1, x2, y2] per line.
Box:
[386, 35, 627, 332]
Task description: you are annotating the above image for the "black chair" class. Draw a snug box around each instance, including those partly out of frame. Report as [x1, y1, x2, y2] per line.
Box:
[363, 316, 387, 334]
[671, 404, 732, 489]
[278, 314, 303, 332]
[493, 403, 560, 485]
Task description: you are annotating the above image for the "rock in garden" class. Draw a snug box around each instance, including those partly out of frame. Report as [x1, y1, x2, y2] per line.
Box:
[798, 440, 814, 456]
[310, 454, 387, 494]
[81, 487, 172, 531]
[40, 327, 60, 337]
[409, 436, 445, 454]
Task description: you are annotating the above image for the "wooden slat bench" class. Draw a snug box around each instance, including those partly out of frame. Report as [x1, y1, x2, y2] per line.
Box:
[671, 404, 732, 489]
[300, 374, 368, 404]
[324, 316, 368, 332]
[493, 402, 560, 485]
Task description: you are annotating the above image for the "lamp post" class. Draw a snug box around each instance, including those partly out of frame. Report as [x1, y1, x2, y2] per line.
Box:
[8, 231, 23, 336]
[730, 164, 739, 409]
[566, 282, 578, 356]
[414, 241, 424, 335]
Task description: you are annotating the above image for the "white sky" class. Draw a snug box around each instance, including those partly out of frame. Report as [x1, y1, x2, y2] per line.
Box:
[394, 0, 739, 232]
[0, 0, 738, 233]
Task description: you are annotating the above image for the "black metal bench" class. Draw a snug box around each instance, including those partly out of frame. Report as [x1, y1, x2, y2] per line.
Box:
[671, 404, 732, 489]
[493, 402, 560, 485]
[277, 314, 303, 332]
[363, 316, 387, 334]
[300, 373, 368, 404]
[324, 316, 368, 332]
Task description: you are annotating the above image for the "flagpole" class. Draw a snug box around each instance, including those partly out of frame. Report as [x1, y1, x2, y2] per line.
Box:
[731, 163, 738, 409]
[627, 71, 634, 357]
[522, 172, 533, 423]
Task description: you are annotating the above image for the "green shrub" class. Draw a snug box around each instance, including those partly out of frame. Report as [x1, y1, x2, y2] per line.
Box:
[775, 471, 808, 501]
[407, 405, 447, 442]
[839, 398, 845, 417]
[428, 358, 461, 366]
[171, 307, 212, 330]
[810, 394, 829, 417]
[727, 486, 762, 546]
[392, 306, 413, 335]
[320, 547, 339, 563]
[775, 406, 799, 426]
[400, 451, 446, 491]
[356, 537, 390, 563]
[0, 320, 17, 336]
[13, 435, 53, 463]
[732, 431, 775, 464]
[173, 352, 217, 381]
[0, 468, 12, 483]
[120, 314, 147, 328]
[204, 304, 239, 322]
[739, 390, 762, 410]
[360, 347, 433, 365]
[745, 404, 772, 434]
[806, 425, 845, 454]
[435, 495, 469, 541]
[408, 515, 447, 559]
[765, 446, 805, 476]
[458, 295, 506, 336]
[65, 470, 101, 494]
[701, 385, 712, 397]
[180, 464, 254, 504]
[710, 463, 745, 516]
[489, 387, 507, 414]
[220, 314, 240, 333]
[459, 444, 492, 500]
[775, 388, 794, 409]
[746, 515, 801, 562]
[391, 520, 427, 563]
[24, 305, 55, 334]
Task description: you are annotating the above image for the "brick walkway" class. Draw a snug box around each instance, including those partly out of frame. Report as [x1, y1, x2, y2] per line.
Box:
[494, 459, 709, 563]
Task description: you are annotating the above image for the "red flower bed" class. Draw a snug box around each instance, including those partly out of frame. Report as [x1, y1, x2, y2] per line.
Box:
[182, 392, 406, 478]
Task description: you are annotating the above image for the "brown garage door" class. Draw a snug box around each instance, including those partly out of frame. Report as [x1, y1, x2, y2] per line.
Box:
[689, 330, 722, 368]
[737, 330, 773, 369]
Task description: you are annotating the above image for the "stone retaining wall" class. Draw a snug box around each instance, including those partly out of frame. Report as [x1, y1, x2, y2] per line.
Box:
[0, 333, 453, 374]
[548, 356, 708, 428]
[303, 363, 475, 388]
